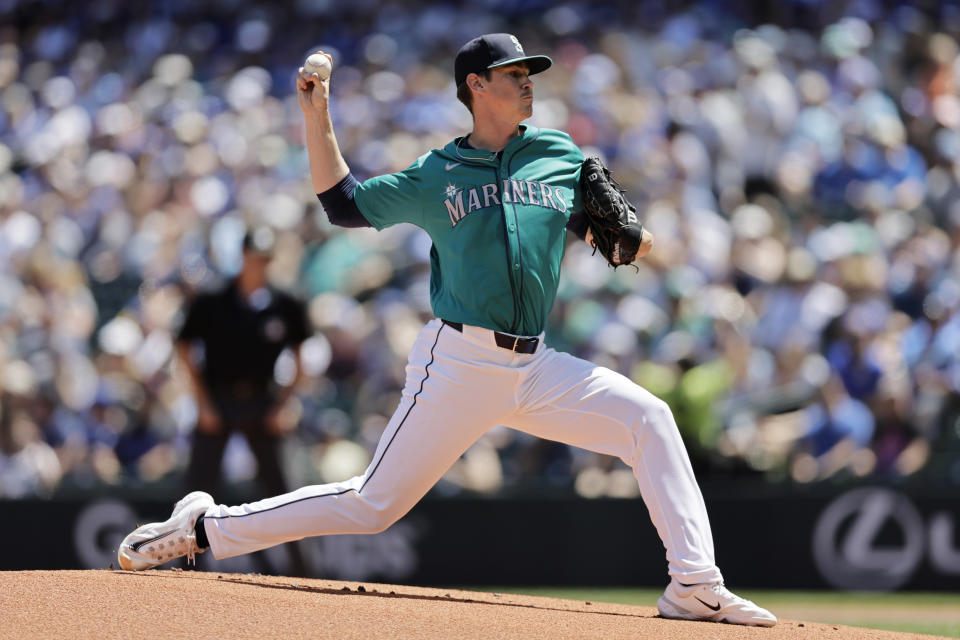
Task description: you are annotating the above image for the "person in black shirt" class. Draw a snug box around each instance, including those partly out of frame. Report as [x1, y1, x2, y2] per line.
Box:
[176, 227, 310, 574]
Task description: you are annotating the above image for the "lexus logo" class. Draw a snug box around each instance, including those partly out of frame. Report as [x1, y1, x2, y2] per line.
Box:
[812, 487, 960, 590]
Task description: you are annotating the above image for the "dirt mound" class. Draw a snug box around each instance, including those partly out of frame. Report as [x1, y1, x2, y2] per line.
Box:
[0, 570, 938, 639]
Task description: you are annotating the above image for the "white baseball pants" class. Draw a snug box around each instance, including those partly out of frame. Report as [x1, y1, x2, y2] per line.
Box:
[202, 318, 723, 584]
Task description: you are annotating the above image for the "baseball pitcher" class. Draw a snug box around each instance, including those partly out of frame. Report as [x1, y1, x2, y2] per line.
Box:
[119, 33, 776, 627]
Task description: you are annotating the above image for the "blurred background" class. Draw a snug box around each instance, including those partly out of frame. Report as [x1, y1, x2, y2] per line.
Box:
[1, 0, 959, 594]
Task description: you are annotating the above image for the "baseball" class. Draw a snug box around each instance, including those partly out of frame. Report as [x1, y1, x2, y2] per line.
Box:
[303, 53, 331, 80]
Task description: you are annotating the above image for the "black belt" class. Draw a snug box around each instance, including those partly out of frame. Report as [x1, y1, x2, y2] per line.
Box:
[441, 320, 539, 354]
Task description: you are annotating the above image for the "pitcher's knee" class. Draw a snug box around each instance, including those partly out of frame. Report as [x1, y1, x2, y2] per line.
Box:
[359, 503, 404, 533]
[636, 397, 680, 442]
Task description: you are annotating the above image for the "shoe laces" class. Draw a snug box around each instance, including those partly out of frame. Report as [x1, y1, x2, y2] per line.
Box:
[710, 583, 753, 606]
[184, 531, 198, 566]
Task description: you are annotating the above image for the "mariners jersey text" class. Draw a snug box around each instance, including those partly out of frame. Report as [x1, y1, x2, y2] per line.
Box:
[444, 179, 568, 227]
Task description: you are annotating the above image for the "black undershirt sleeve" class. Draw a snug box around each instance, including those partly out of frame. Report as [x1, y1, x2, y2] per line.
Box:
[316, 173, 373, 228]
[566, 210, 588, 240]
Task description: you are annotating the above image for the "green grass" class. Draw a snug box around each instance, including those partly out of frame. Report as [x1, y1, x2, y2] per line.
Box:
[466, 587, 960, 638]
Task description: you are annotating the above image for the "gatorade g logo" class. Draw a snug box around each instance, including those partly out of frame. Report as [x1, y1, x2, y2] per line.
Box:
[509, 35, 523, 53]
[812, 487, 960, 589]
[73, 499, 139, 568]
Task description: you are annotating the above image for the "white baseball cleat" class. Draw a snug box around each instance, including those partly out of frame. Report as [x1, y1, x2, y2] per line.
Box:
[117, 491, 214, 571]
[657, 580, 777, 627]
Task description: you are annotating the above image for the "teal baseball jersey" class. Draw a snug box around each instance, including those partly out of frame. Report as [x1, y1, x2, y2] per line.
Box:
[354, 125, 583, 336]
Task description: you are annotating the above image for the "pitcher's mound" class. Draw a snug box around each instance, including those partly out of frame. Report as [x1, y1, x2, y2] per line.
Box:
[0, 570, 933, 639]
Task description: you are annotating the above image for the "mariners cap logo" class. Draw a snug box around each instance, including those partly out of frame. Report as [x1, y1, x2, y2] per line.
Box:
[509, 35, 523, 53]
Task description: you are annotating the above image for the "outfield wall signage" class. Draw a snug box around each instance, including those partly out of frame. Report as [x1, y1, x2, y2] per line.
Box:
[2, 486, 957, 590]
[812, 487, 960, 590]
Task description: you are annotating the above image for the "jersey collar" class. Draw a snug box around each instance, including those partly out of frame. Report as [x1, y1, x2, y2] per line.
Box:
[446, 125, 538, 165]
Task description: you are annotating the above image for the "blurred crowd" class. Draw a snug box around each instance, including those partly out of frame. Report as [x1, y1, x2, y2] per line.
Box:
[2, 0, 960, 500]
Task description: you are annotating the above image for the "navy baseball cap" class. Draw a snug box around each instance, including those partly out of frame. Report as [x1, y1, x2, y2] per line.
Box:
[454, 33, 552, 86]
[242, 226, 276, 255]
